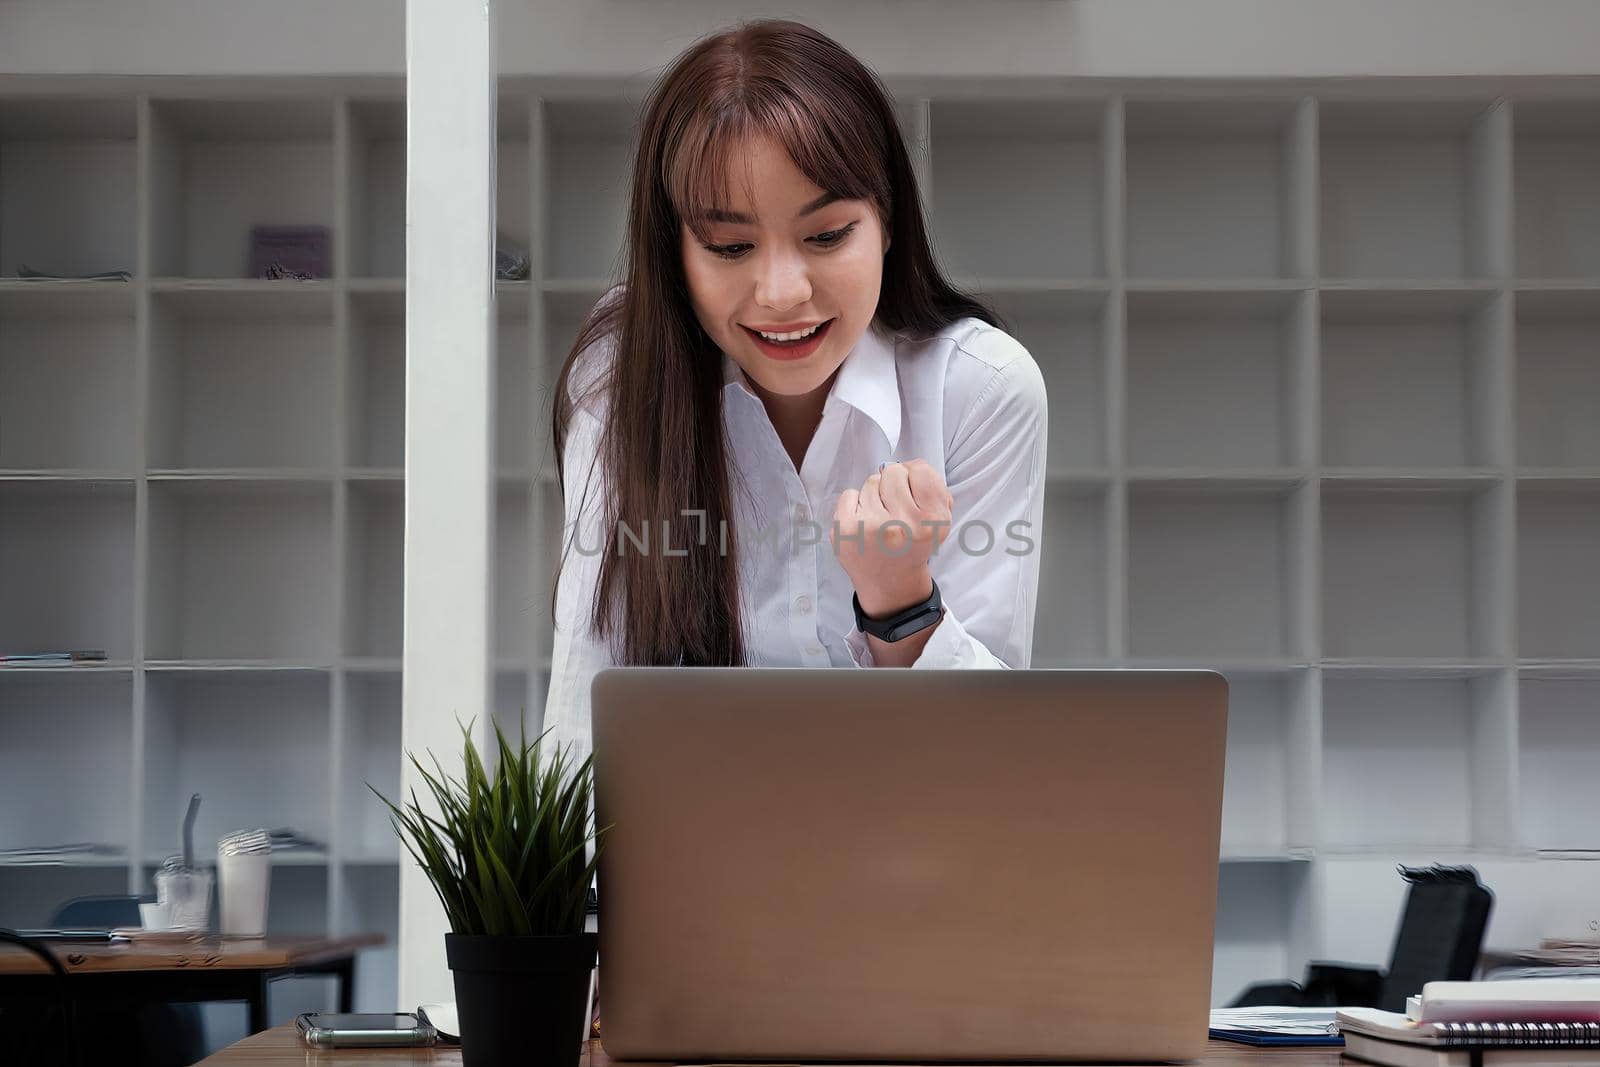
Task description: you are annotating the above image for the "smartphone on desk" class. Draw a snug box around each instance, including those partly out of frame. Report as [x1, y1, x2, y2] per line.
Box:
[296, 1012, 438, 1048]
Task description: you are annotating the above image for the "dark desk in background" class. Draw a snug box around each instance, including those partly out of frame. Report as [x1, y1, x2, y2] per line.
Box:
[200, 1024, 1349, 1066]
[0, 933, 383, 1032]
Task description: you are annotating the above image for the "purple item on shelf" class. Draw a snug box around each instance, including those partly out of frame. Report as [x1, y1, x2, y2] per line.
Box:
[248, 225, 330, 280]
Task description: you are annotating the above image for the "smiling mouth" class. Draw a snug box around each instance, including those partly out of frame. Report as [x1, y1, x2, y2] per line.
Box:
[740, 318, 835, 357]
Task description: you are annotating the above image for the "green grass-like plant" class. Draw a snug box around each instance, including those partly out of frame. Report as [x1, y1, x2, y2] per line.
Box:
[369, 718, 609, 937]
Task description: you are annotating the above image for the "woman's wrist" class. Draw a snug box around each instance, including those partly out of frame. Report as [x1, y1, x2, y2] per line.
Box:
[854, 568, 935, 620]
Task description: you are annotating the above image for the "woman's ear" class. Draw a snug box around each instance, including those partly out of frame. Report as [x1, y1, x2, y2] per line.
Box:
[882, 232, 891, 256]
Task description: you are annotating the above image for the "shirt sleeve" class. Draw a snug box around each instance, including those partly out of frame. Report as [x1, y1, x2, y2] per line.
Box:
[843, 340, 1048, 669]
[539, 401, 616, 775]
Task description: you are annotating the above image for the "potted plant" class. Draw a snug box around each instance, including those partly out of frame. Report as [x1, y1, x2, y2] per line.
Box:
[371, 719, 608, 1067]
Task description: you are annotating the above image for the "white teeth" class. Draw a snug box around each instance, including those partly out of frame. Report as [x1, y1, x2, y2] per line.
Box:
[755, 322, 823, 342]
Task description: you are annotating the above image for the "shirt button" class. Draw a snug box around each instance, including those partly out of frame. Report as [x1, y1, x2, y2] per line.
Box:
[795, 595, 813, 614]
[806, 644, 824, 656]
[794, 503, 810, 522]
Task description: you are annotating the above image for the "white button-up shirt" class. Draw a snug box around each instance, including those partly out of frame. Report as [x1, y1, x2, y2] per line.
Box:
[541, 305, 1048, 767]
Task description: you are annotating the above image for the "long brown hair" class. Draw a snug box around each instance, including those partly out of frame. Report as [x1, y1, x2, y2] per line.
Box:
[550, 17, 1004, 667]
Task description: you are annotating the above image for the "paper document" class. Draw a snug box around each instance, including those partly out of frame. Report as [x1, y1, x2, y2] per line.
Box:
[1209, 1006, 1342, 1035]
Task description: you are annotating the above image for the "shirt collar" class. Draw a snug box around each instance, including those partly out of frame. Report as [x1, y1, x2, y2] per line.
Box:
[720, 318, 902, 451]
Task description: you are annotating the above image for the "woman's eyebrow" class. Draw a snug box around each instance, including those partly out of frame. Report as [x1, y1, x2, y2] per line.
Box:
[700, 191, 842, 225]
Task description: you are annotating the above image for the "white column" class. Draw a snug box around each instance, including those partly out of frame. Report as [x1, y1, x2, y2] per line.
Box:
[401, 0, 497, 1008]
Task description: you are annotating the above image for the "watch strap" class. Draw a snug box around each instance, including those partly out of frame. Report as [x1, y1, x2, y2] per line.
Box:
[852, 578, 942, 643]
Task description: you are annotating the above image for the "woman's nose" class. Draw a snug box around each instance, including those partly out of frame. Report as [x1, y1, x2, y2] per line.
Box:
[754, 246, 812, 310]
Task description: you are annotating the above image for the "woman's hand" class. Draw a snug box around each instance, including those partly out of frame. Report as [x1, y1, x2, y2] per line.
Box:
[830, 459, 955, 618]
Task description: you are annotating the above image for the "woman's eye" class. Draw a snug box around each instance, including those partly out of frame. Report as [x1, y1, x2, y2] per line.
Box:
[812, 222, 857, 247]
[701, 222, 857, 261]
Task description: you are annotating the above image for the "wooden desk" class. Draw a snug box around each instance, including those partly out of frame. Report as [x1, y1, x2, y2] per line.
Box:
[202, 1025, 1348, 1066]
[0, 934, 384, 1032]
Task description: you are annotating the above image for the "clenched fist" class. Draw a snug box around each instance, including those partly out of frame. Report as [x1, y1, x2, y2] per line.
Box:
[830, 458, 955, 618]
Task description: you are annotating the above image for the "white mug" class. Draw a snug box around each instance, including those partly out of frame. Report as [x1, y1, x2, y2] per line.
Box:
[217, 848, 271, 936]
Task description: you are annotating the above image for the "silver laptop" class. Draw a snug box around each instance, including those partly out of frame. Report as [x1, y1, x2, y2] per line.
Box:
[591, 668, 1228, 1063]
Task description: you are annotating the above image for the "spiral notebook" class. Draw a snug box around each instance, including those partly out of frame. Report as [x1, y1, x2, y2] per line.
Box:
[1340, 1009, 1600, 1067]
[1343, 1029, 1600, 1067]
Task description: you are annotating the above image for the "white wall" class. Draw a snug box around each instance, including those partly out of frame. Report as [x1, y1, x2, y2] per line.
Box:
[4, 0, 1600, 79]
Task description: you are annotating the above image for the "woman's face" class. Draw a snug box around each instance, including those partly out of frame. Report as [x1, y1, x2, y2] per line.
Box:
[680, 133, 890, 400]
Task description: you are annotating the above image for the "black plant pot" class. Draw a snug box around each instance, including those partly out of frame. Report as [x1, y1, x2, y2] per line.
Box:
[446, 931, 599, 1067]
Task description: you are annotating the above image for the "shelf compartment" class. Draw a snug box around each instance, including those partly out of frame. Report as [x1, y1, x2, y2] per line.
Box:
[345, 99, 405, 279]
[142, 670, 332, 864]
[1514, 101, 1600, 279]
[0, 672, 132, 854]
[266, 865, 332, 936]
[1032, 485, 1108, 662]
[1515, 289, 1600, 469]
[148, 99, 336, 279]
[335, 864, 398, 1011]
[492, 668, 540, 752]
[1322, 674, 1512, 850]
[146, 482, 334, 660]
[1125, 100, 1305, 280]
[543, 99, 636, 282]
[985, 288, 1107, 469]
[1126, 290, 1309, 469]
[345, 481, 402, 659]
[495, 485, 534, 665]
[1212, 862, 1311, 1007]
[1518, 677, 1600, 851]
[497, 304, 533, 474]
[0, 481, 135, 660]
[1127, 483, 1304, 660]
[1320, 101, 1506, 279]
[929, 99, 1105, 282]
[0, 97, 138, 281]
[148, 288, 336, 470]
[495, 96, 533, 279]
[1322, 484, 1507, 660]
[1320, 289, 1509, 469]
[347, 289, 404, 470]
[340, 672, 401, 863]
[1517, 483, 1600, 660]
[1220, 673, 1315, 858]
[0, 289, 137, 470]
[540, 287, 615, 480]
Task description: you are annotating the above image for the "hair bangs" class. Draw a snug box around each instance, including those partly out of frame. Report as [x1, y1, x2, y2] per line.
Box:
[667, 107, 761, 246]
[667, 92, 885, 245]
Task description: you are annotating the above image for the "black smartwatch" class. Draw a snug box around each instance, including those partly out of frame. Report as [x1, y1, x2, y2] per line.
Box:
[852, 578, 942, 643]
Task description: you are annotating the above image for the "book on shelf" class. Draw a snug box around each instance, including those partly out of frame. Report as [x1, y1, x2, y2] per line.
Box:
[0, 650, 107, 665]
[0, 842, 124, 865]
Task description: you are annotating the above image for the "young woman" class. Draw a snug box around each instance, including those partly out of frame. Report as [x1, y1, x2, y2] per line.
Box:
[542, 18, 1048, 767]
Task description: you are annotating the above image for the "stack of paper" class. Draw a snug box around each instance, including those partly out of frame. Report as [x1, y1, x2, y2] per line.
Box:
[1208, 1006, 1343, 1046]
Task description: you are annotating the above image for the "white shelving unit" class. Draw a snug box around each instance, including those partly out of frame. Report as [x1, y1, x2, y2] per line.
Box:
[2, 79, 1599, 1016]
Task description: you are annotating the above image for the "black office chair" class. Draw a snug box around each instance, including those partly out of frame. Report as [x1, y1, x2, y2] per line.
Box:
[1229, 864, 1494, 1012]
[47, 895, 209, 1067]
